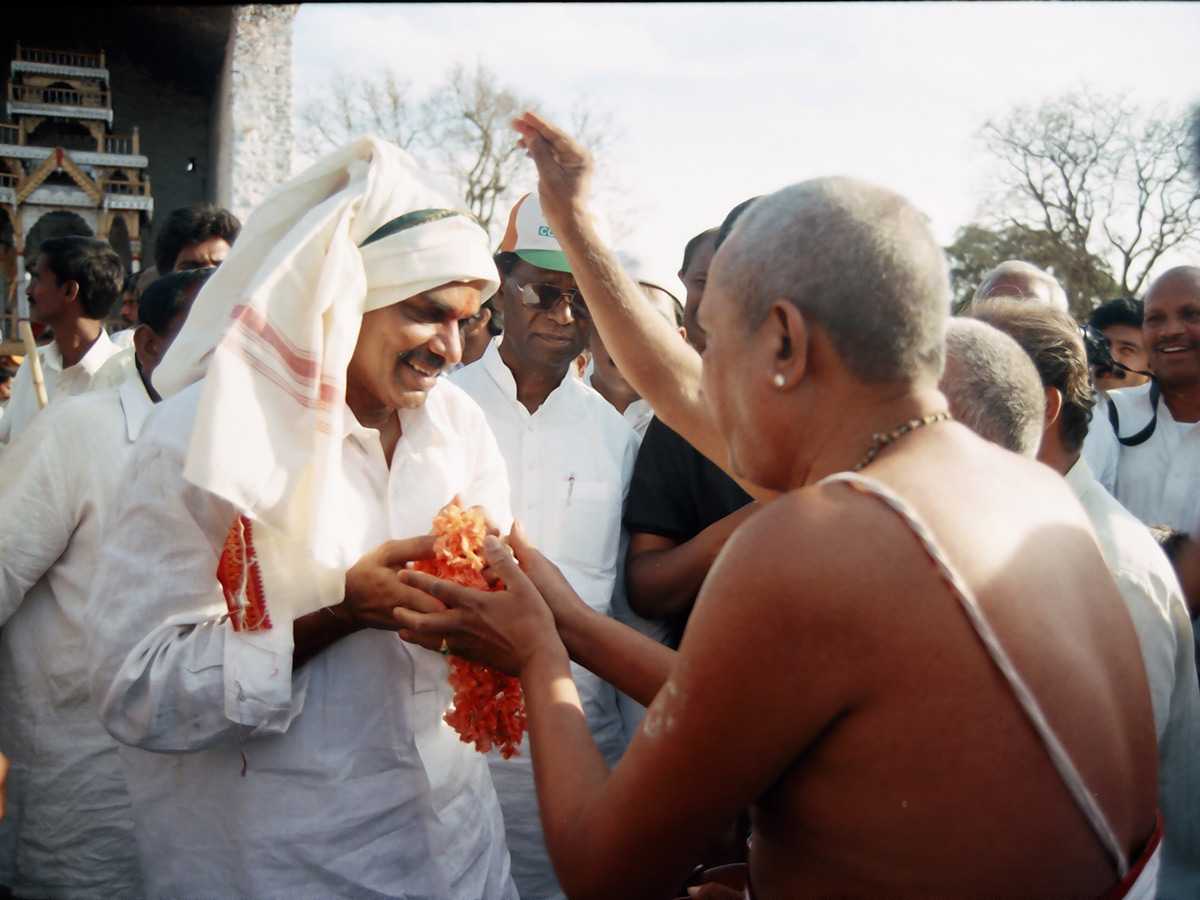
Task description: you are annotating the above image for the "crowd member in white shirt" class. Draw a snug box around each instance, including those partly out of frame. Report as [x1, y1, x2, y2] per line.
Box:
[0, 236, 125, 447]
[1086, 267, 1200, 533]
[969, 298, 1200, 898]
[152, 203, 240, 275]
[451, 192, 637, 900]
[85, 138, 517, 900]
[109, 270, 143, 351]
[1088, 298, 1152, 394]
[0, 267, 210, 899]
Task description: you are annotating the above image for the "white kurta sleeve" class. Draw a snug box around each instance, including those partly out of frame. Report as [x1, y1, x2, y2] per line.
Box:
[87, 417, 319, 752]
[0, 405, 80, 624]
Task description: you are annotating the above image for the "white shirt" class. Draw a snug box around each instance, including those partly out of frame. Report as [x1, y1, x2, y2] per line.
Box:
[85, 378, 519, 900]
[581, 369, 670, 739]
[1091, 381, 1200, 531]
[452, 343, 637, 900]
[1065, 458, 1200, 896]
[0, 330, 123, 447]
[0, 374, 153, 898]
[1081, 391, 1119, 490]
[109, 328, 136, 351]
[582, 362, 654, 442]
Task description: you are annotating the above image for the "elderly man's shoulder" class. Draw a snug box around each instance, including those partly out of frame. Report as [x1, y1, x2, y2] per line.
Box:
[723, 444, 1085, 594]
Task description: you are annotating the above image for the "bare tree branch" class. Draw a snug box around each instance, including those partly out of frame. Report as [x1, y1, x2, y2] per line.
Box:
[980, 92, 1200, 316]
[295, 64, 625, 240]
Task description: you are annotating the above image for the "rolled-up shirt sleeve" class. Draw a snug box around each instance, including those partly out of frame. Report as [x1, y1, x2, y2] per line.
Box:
[87, 419, 339, 751]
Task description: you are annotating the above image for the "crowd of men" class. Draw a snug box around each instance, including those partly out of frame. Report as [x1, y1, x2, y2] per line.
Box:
[0, 111, 1198, 900]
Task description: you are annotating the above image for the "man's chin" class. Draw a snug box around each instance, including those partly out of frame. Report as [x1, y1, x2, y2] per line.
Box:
[394, 387, 431, 410]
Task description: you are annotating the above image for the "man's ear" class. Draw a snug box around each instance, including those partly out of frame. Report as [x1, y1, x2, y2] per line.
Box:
[491, 279, 509, 314]
[132, 323, 161, 371]
[61, 279, 81, 304]
[768, 300, 808, 389]
[1044, 385, 1063, 431]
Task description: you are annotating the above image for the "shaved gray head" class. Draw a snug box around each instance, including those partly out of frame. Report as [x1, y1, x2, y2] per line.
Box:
[720, 177, 950, 383]
[941, 318, 1046, 456]
[972, 260, 1069, 312]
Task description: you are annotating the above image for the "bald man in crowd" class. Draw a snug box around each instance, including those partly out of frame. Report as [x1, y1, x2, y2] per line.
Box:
[393, 113, 1162, 900]
[940, 317, 1045, 456]
[973, 259, 1071, 311]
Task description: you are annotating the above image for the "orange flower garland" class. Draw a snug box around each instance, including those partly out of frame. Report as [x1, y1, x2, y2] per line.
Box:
[412, 504, 527, 759]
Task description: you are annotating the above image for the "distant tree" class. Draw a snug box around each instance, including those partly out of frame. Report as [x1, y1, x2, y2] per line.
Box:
[979, 92, 1200, 317]
[296, 64, 623, 239]
[297, 70, 419, 158]
[945, 222, 1118, 315]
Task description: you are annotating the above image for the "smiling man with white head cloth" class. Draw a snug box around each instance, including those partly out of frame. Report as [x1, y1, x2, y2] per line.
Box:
[86, 136, 518, 899]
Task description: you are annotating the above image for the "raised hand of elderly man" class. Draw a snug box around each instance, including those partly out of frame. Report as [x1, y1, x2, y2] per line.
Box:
[513, 112, 595, 235]
[510, 112, 777, 505]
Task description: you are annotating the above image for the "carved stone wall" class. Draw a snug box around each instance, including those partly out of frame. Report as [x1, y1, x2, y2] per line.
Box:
[214, 4, 297, 225]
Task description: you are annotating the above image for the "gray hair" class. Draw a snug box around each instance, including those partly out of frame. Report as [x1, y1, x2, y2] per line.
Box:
[719, 178, 950, 383]
[972, 260, 1069, 312]
[941, 318, 1046, 456]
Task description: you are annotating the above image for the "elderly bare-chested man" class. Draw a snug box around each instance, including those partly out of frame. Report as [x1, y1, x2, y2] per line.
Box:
[394, 114, 1160, 900]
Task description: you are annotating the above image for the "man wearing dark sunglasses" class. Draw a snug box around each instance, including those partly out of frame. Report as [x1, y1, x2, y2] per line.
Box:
[451, 192, 638, 900]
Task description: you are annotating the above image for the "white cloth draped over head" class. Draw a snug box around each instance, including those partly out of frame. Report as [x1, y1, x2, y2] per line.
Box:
[152, 135, 500, 568]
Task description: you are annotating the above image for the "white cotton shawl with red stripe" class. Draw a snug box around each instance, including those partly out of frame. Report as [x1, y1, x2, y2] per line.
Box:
[152, 135, 499, 570]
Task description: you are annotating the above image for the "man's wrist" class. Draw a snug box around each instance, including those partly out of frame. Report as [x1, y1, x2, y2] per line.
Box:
[520, 639, 572, 686]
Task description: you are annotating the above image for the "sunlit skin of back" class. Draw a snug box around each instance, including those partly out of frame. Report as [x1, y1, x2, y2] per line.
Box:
[693, 435, 1157, 898]
[395, 114, 1158, 900]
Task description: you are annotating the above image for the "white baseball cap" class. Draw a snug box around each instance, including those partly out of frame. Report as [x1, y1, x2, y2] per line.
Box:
[498, 192, 612, 273]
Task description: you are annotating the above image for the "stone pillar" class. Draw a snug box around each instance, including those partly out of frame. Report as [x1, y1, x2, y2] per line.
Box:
[214, 4, 296, 224]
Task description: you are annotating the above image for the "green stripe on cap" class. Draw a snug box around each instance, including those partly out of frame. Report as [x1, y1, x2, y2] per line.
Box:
[359, 208, 481, 248]
[515, 248, 571, 274]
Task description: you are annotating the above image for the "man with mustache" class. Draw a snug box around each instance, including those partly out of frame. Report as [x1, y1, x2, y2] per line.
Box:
[450, 192, 637, 900]
[85, 139, 517, 900]
[1095, 266, 1200, 531]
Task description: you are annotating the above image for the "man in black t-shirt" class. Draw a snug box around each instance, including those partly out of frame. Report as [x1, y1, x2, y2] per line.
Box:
[622, 223, 755, 649]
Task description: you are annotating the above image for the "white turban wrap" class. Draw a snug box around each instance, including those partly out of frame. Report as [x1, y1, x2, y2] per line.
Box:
[153, 135, 499, 569]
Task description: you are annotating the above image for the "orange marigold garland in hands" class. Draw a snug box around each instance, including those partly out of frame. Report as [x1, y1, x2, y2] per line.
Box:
[412, 504, 527, 759]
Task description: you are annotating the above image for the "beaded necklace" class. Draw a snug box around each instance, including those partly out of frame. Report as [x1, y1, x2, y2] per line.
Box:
[851, 411, 952, 472]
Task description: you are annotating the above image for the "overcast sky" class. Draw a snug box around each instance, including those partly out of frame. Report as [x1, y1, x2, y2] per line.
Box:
[292, 2, 1200, 277]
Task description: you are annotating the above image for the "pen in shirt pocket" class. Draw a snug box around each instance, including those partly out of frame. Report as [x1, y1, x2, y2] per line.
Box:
[566, 473, 575, 505]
